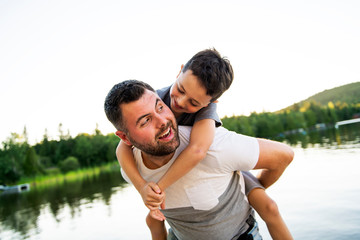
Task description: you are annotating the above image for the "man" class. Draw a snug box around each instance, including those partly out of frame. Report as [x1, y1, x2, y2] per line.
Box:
[104, 80, 294, 239]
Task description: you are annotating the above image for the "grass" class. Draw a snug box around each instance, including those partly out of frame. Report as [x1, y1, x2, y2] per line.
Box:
[17, 162, 120, 189]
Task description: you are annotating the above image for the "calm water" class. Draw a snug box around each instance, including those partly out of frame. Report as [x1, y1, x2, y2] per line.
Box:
[1, 124, 359, 240]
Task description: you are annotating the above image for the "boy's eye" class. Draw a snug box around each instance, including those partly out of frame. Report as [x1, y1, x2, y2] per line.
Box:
[190, 102, 199, 107]
[177, 86, 185, 94]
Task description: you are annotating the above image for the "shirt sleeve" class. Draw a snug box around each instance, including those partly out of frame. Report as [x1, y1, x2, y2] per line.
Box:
[209, 127, 260, 172]
[120, 168, 132, 184]
[242, 171, 265, 195]
[194, 102, 222, 127]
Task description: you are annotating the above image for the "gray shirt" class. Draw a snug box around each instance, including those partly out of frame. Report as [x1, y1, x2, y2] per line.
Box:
[164, 172, 254, 240]
[122, 126, 263, 239]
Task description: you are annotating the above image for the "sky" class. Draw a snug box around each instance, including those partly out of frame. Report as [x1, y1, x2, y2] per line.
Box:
[1, 0, 359, 145]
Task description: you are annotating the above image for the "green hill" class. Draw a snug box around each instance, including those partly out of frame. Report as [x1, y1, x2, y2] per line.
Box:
[223, 81, 360, 138]
[302, 81, 360, 106]
[280, 81, 360, 112]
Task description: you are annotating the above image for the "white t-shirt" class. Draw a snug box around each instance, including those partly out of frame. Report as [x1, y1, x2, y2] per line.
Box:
[122, 126, 259, 210]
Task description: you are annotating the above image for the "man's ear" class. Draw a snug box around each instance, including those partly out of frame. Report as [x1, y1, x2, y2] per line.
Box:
[176, 64, 184, 78]
[115, 131, 132, 146]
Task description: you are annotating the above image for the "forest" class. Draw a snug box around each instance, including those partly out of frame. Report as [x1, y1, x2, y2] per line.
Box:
[0, 126, 119, 185]
[1, 82, 359, 185]
[222, 100, 360, 139]
[222, 82, 360, 138]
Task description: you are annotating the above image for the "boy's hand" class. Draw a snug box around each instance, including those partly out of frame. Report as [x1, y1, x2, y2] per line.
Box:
[140, 182, 165, 210]
[149, 209, 166, 221]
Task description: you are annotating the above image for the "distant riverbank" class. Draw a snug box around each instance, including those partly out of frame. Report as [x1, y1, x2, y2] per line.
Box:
[17, 162, 120, 189]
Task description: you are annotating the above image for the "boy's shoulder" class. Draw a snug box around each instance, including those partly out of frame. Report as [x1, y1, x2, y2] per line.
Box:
[156, 85, 172, 99]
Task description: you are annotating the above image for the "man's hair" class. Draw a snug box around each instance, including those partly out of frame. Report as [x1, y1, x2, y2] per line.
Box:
[104, 80, 155, 132]
[182, 48, 234, 101]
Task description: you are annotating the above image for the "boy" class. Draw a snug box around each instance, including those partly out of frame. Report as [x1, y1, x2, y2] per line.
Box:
[116, 49, 292, 239]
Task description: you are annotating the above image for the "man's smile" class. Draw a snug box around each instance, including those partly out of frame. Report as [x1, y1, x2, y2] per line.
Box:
[156, 122, 176, 142]
[158, 127, 171, 139]
[158, 127, 174, 142]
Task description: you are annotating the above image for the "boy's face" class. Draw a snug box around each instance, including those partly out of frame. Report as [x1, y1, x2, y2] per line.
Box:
[170, 67, 213, 117]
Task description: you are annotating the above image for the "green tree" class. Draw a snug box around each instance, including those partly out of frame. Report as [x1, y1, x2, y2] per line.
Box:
[73, 134, 93, 167]
[0, 133, 28, 183]
[0, 154, 20, 184]
[23, 147, 40, 176]
[105, 133, 120, 163]
[58, 156, 80, 173]
[303, 109, 317, 127]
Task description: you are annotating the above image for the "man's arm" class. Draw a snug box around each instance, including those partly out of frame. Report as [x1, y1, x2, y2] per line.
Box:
[253, 138, 294, 189]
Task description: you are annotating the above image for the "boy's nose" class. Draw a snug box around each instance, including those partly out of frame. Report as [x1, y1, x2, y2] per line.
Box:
[177, 95, 186, 108]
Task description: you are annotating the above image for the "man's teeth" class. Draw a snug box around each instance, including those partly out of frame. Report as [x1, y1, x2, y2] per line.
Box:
[159, 128, 171, 138]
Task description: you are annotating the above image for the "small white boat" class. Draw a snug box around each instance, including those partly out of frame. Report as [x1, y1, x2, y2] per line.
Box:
[0, 183, 30, 194]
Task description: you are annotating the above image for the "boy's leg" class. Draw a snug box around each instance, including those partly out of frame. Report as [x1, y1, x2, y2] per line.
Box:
[146, 212, 167, 240]
[248, 188, 293, 240]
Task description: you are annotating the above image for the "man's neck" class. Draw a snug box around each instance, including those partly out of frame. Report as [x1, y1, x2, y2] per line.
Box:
[141, 151, 175, 169]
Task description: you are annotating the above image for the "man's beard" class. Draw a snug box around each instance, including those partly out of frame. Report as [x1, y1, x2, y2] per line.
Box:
[129, 121, 180, 156]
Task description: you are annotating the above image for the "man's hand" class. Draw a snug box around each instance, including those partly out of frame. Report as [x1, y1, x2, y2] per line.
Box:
[140, 182, 166, 210]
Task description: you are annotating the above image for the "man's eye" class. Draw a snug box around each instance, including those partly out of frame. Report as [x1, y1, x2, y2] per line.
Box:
[141, 118, 150, 126]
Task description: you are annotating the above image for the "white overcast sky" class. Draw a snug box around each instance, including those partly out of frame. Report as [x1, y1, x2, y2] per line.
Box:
[1, 0, 359, 144]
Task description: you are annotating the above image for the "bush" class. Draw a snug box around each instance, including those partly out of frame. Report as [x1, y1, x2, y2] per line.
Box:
[39, 156, 52, 168]
[58, 156, 80, 173]
[45, 167, 61, 175]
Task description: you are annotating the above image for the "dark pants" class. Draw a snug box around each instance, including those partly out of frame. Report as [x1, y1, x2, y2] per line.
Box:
[237, 215, 262, 240]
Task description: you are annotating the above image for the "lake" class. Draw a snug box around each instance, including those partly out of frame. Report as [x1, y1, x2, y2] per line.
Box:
[1, 123, 359, 239]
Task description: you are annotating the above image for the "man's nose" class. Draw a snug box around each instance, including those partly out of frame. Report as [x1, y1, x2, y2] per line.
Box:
[155, 113, 168, 128]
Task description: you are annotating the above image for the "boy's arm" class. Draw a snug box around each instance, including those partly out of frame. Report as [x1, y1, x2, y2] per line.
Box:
[157, 119, 215, 190]
[116, 141, 147, 192]
[253, 138, 294, 188]
[146, 212, 167, 240]
[117, 141, 164, 209]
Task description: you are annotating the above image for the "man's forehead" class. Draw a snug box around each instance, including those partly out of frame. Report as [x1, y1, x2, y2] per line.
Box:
[122, 90, 159, 120]
[140, 89, 159, 106]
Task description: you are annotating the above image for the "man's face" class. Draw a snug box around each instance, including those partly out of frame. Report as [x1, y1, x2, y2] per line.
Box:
[117, 89, 180, 156]
[170, 68, 213, 117]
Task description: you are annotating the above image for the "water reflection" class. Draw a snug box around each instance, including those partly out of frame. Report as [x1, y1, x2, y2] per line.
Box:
[0, 168, 127, 239]
[280, 123, 360, 149]
[1, 123, 359, 239]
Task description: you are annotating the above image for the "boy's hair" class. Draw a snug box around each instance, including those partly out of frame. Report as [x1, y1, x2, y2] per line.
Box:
[104, 80, 155, 132]
[182, 48, 234, 101]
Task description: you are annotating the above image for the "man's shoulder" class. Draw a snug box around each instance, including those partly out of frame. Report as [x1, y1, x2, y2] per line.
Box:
[178, 125, 192, 142]
[178, 126, 231, 145]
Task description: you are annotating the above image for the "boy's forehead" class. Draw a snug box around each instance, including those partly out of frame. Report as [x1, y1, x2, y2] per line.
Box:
[178, 70, 212, 105]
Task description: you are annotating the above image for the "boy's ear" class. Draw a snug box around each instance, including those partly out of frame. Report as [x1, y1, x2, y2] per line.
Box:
[204, 100, 217, 108]
[115, 131, 132, 146]
[176, 64, 184, 78]
[205, 100, 218, 107]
